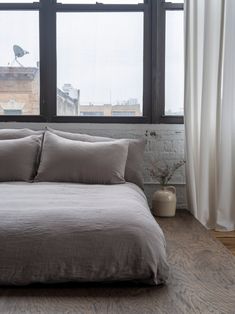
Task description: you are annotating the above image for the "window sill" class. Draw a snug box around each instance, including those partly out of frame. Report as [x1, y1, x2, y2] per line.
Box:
[0, 115, 184, 124]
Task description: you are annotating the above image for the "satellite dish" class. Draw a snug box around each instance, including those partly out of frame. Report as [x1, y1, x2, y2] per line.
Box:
[12, 45, 29, 67]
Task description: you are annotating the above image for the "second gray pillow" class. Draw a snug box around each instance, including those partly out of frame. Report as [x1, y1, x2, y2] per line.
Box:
[35, 132, 129, 184]
[47, 127, 146, 189]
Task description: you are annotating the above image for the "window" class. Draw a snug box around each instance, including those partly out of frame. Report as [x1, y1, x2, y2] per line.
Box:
[152, 0, 184, 123]
[165, 10, 184, 116]
[0, 0, 184, 123]
[57, 12, 143, 117]
[0, 10, 40, 116]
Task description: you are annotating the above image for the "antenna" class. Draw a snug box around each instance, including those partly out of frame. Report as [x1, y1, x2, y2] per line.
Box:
[12, 45, 29, 67]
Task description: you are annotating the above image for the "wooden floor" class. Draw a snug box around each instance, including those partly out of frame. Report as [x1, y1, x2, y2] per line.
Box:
[0, 210, 235, 314]
[210, 230, 235, 256]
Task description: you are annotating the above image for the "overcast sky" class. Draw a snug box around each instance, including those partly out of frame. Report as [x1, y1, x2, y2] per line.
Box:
[0, 6, 184, 114]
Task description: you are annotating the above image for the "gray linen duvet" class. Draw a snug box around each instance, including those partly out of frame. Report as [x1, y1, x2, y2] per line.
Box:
[0, 182, 169, 285]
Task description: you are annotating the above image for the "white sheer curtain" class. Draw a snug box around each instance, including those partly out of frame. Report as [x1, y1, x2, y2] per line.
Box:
[184, 0, 235, 230]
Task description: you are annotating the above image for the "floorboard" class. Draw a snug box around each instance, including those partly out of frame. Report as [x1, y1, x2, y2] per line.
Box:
[210, 231, 235, 256]
[0, 210, 235, 314]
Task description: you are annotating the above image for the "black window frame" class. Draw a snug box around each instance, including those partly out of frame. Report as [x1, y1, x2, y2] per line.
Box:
[0, 0, 184, 124]
[153, 0, 184, 124]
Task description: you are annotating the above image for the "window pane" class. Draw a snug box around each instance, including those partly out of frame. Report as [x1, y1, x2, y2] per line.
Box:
[165, 10, 184, 116]
[58, 1, 143, 3]
[57, 12, 143, 117]
[0, 11, 40, 116]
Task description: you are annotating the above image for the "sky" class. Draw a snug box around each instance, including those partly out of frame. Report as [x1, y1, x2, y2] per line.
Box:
[0, 3, 184, 114]
[57, 12, 143, 106]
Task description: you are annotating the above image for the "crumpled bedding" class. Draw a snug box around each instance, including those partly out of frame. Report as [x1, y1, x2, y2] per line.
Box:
[0, 182, 169, 285]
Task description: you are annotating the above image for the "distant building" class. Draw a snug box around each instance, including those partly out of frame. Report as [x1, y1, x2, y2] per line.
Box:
[0, 66, 79, 116]
[111, 103, 141, 116]
[0, 66, 141, 117]
[57, 84, 79, 116]
[0, 66, 39, 115]
[80, 103, 141, 117]
[121, 98, 139, 106]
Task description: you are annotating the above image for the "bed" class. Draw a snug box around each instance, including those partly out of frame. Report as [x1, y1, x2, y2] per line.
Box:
[0, 182, 169, 285]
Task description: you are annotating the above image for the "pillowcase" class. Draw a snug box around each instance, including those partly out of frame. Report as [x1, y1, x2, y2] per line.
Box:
[46, 127, 146, 189]
[35, 131, 129, 184]
[0, 135, 42, 182]
[0, 128, 43, 140]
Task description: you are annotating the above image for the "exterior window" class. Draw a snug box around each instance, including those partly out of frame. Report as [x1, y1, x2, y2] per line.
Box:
[80, 112, 104, 116]
[112, 111, 136, 116]
[165, 10, 184, 116]
[57, 12, 143, 117]
[0, 0, 184, 123]
[0, 11, 40, 116]
[153, 0, 184, 123]
[4, 109, 22, 115]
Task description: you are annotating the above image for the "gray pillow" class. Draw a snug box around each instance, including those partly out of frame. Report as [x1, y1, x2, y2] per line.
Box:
[0, 128, 43, 140]
[35, 132, 129, 184]
[0, 135, 42, 182]
[46, 127, 146, 189]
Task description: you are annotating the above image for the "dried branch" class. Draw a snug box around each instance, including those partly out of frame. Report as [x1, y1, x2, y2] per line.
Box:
[147, 159, 185, 186]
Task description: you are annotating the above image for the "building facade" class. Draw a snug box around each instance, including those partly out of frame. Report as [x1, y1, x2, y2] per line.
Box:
[80, 103, 141, 116]
[0, 66, 79, 116]
[0, 66, 141, 117]
[0, 66, 39, 115]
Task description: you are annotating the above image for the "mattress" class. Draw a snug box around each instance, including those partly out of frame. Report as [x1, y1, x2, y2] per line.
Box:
[0, 182, 169, 285]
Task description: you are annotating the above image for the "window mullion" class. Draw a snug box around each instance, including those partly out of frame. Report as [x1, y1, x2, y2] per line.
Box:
[151, 0, 165, 123]
[40, 0, 57, 120]
[142, 0, 152, 122]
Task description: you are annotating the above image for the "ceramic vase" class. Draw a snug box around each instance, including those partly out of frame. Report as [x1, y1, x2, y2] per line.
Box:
[152, 186, 176, 217]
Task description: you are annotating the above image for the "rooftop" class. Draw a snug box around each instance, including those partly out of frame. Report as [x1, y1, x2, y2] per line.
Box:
[0, 66, 38, 81]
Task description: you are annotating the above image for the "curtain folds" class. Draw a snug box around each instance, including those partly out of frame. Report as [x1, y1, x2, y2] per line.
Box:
[184, 0, 235, 230]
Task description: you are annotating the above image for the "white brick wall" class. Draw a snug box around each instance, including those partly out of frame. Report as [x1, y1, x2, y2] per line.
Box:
[0, 122, 187, 209]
